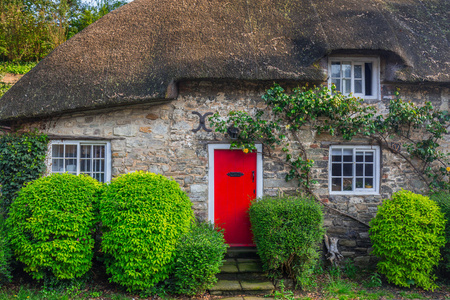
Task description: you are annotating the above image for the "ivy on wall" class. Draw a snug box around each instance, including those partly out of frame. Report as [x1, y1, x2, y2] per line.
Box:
[0, 131, 48, 216]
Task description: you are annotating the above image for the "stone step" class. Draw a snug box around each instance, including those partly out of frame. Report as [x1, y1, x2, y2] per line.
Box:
[209, 279, 275, 296]
[226, 247, 259, 259]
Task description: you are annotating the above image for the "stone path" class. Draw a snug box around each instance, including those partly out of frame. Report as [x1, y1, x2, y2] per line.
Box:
[209, 248, 275, 296]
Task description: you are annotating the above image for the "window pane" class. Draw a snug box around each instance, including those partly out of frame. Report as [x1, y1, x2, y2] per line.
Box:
[93, 160, 104, 172]
[52, 145, 64, 157]
[356, 178, 364, 188]
[365, 152, 374, 162]
[52, 159, 64, 172]
[356, 152, 363, 162]
[356, 164, 363, 176]
[343, 79, 351, 94]
[81, 145, 91, 158]
[93, 145, 105, 158]
[343, 163, 352, 176]
[331, 62, 340, 77]
[342, 63, 351, 77]
[331, 78, 341, 92]
[354, 80, 362, 94]
[365, 63, 372, 96]
[66, 159, 77, 172]
[80, 159, 91, 172]
[332, 178, 342, 191]
[354, 65, 362, 78]
[332, 155, 342, 162]
[343, 149, 352, 162]
[365, 164, 373, 176]
[65, 145, 77, 158]
[332, 163, 342, 176]
[365, 178, 373, 188]
[343, 178, 353, 191]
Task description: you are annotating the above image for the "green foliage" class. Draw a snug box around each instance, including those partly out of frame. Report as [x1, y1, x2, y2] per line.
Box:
[248, 196, 324, 289]
[100, 171, 194, 291]
[343, 259, 358, 280]
[168, 222, 228, 296]
[0, 82, 11, 97]
[0, 61, 37, 74]
[429, 192, 450, 277]
[0, 217, 12, 285]
[7, 173, 102, 280]
[210, 85, 450, 194]
[0, 131, 48, 214]
[272, 280, 295, 300]
[369, 190, 446, 290]
[364, 272, 382, 288]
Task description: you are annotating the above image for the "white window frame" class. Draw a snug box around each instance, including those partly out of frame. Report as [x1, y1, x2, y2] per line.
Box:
[328, 57, 380, 100]
[328, 145, 380, 195]
[49, 140, 112, 182]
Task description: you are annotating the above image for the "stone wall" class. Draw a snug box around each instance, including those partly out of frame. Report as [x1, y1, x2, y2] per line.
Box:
[20, 79, 450, 267]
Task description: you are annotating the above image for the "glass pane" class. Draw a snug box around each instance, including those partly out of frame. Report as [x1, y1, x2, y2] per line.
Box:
[331, 62, 340, 77]
[365, 178, 373, 188]
[343, 178, 353, 191]
[80, 159, 91, 172]
[343, 149, 352, 162]
[93, 160, 104, 172]
[332, 163, 342, 176]
[342, 63, 351, 77]
[331, 78, 341, 92]
[332, 155, 342, 162]
[343, 79, 351, 94]
[81, 145, 91, 158]
[354, 65, 362, 78]
[356, 164, 363, 176]
[65, 145, 77, 158]
[52, 159, 64, 172]
[365, 164, 373, 176]
[354, 80, 362, 94]
[356, 152, 363, 162]
[52, 145, 64, 157]
[365, 63, 372, 96]
[93, 145, 105, 158]
[343, 163, 353, 176]
[356, 178, 364, 189]
[65, 159, 77, 172]
[332, 178, 341, 191]
[365, 152, 374, 162]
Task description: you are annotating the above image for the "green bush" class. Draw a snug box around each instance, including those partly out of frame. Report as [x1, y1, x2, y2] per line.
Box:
[100, 171, 194, 291]
[369, 190, 446, 290]
[7, 173, 102, 280]
[0, 217, 12, 285]
[429, 192, 450, 277]
[248, 196, 324, 288]
[168, 222, 228, 296]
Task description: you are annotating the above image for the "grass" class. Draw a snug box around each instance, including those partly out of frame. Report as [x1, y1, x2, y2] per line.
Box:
[0, 83, 12, 97]
[0, 61, 37, 75]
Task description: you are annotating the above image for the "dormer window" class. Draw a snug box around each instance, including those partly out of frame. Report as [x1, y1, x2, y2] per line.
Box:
[328, 57, 379, 100]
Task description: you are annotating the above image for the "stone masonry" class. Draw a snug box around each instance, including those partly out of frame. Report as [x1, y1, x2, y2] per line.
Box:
[20, 80, 450, 267]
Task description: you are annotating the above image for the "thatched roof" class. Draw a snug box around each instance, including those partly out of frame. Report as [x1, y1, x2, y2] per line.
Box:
[1, 0, 449, 122]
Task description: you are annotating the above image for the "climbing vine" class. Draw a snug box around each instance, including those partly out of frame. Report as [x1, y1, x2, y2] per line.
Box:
[0, 131, 48, 216]
[210, 84, 450, 223]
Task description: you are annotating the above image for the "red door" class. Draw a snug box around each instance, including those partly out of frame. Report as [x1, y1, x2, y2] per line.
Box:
[214, 149, 256, 246]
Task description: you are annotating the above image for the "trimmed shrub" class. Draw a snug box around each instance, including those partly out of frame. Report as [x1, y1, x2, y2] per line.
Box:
[248, 196, 324, 288]
[429, 192, 450, 277]
[0, 217, 12, 285]
[369, 190, 446, 291]
[169, 222, 228, 296]
[100, 171, 194, 291]
[7, 173, 101, 280]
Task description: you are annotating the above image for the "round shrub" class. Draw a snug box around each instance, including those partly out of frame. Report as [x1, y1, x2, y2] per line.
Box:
[369, 190, 446, 290]
[248, 196, 324, 288]
[7, 173, 102, 280]
[0, 217, 12, 286]
[100, 171, 194, 291]
[169, 221, 228, 296]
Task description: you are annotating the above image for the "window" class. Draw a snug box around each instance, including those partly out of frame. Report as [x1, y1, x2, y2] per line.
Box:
[329, 145, 380, 195]
[328, 57, 379, 99]
[50, 140, 111, 182]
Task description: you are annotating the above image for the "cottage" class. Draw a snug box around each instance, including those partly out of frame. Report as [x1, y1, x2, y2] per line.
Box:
[0, 0, 449, 265]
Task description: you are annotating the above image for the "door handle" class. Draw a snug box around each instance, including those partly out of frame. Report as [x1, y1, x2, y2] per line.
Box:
[252, 171, 255, 182]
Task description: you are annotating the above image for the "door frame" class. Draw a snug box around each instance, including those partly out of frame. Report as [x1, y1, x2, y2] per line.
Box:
[207, 144, 263, 222]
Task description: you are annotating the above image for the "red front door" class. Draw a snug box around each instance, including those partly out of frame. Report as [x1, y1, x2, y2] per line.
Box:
[214, 149, 256, 247]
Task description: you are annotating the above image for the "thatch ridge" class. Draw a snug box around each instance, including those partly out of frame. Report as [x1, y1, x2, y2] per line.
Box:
[0, 0, 449, 122]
